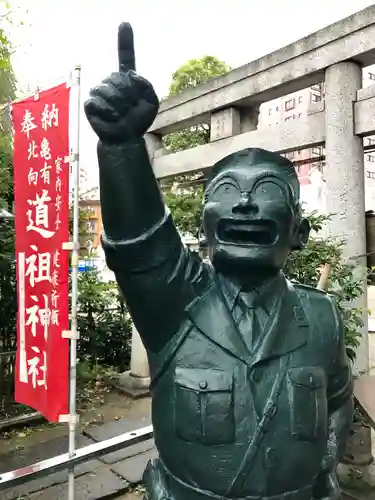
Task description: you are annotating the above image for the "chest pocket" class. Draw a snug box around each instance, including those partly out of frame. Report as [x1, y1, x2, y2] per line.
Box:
[287, 367, 327, 441]
[174, 367, 235, 445]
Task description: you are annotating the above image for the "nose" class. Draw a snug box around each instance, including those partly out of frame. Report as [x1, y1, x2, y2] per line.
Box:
[232, 193, 258, 215]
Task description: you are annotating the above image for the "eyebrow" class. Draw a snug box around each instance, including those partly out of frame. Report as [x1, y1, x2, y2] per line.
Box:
[212, 173, 239, 184]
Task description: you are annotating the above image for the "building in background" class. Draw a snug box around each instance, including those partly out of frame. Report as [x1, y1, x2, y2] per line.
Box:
[78, 197, 102, 250]
[258, 65, 375, 211]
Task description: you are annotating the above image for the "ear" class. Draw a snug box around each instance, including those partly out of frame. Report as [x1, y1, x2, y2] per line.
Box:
[292, 217, 310, 250]
[198, 223, 208, 249]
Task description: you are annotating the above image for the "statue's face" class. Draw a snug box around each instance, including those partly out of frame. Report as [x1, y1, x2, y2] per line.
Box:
[202, 162, 300, 276]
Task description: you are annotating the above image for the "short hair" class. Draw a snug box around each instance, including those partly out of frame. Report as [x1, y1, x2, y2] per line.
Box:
[205, 148, 299, 203]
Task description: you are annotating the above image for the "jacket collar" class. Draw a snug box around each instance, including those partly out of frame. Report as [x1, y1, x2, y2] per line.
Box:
[186, 272, 308, 367]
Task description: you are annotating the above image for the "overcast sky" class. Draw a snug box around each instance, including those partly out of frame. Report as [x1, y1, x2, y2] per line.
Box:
[9, 0, 375, 191]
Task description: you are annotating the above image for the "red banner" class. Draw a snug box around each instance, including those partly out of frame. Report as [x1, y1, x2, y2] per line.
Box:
[12, 84, 70, 422]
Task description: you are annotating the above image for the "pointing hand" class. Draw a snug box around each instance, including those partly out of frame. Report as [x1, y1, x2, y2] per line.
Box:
[84, 22, 159, 144]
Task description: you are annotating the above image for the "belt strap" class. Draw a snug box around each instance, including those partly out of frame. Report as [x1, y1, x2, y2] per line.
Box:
[156, 458, 313, 500]
[226, 355, 290, 495]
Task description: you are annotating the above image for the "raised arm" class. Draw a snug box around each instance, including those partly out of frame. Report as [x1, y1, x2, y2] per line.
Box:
[84, 23, 207, 352]
[84, 22, 165, 244]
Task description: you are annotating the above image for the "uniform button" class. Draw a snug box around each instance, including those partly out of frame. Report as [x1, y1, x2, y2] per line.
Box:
[199, 380, 208, 389]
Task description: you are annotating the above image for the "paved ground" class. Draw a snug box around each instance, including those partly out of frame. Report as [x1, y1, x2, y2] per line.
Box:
[0, 397, 154, 500]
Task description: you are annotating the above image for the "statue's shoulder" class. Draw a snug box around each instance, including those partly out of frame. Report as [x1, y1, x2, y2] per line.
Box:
[293, 282, 328, 298]
[293, 283, 342, 347]
[292, 282, 341, 332]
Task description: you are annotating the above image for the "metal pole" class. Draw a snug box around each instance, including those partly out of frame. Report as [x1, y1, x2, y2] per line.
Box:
[0, 425, 154, 490]
[68, 64, 82, 500]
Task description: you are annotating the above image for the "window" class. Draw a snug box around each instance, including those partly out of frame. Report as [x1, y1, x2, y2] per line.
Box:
[311, 93, 321, 103]
[367, 155, 375, 162]
[285, 99, 295, 111]
[298, 96, 303, 104]
[369, 72, 375, 81]
[367, 171, 375, 179]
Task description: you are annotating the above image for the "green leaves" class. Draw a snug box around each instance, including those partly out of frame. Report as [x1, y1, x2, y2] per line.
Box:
[162, 55, 230, 237]
[168, 56, 231, 96]
[284, 212, 364, 356]
[76, 269, 131, 371]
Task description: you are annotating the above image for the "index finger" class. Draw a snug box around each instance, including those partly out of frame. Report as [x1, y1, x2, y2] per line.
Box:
[118, 22, 136, 72]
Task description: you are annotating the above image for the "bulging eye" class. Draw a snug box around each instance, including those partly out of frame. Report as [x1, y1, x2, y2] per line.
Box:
[254, 181, 285, 200]
[209, 182, 240, 202]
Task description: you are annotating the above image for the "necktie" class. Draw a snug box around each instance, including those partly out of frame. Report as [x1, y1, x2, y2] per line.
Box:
[236, 292, 259, 351]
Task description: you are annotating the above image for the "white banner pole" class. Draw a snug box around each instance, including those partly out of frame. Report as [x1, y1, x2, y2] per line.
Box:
[67, 64, 82, 500]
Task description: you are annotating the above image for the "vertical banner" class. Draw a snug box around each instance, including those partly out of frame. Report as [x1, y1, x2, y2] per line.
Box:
[12, 83, 70, 422]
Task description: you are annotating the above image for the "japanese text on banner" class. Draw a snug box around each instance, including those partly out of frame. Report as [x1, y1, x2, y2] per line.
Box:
[12, 84, 70, 422]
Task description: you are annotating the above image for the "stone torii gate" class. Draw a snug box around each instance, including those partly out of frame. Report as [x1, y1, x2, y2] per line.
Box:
[122, 5, 375, 448]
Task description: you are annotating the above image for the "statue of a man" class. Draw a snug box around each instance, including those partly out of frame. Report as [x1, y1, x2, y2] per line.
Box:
[85, 23, 353, 500]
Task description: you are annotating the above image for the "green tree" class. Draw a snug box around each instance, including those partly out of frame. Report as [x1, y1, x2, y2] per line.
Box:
[162, 56, 231, 236]
[0, 18, 16, 211]
[283, 211, 364, 359]
[77, 269, 131, 372]
[0, 23, 17, 415]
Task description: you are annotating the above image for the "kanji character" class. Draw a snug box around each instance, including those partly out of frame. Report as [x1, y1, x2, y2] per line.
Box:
[26, 190, 55, 239]
[40, 138, 51, 160]
[40, 162, 52, 184]
[27, 140, 39, 160]
[21, 110, 37, 138]
[25, 245, 51, 287]
[28, 167, 38, 186]
[27, 346, 47, 389]
[41, 103, 59, 131]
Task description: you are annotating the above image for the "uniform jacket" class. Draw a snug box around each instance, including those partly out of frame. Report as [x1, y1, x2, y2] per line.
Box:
[103, 212, 352, 500]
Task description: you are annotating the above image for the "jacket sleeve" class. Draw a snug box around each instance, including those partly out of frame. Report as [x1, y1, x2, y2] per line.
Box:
[102, 210, 210, 354]
[98, 138, 210, 353]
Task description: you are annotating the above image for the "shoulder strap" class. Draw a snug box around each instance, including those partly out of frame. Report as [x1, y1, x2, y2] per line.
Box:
[226, 354, 291, 495]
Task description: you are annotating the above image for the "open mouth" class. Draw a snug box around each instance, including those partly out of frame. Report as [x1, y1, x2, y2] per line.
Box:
[217, 219, 278, 246]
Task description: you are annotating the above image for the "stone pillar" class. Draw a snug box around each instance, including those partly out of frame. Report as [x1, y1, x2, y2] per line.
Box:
[325, 61, 371, 464]
[129, 324, 150, 379]
[117, 323, 151, 397]
[116, 132, 164, 398]
[325, 62, 368, 372]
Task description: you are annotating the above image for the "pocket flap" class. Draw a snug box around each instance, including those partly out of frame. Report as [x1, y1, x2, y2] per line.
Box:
[288, 367, 325, 389]
[175, 367, 233, 392]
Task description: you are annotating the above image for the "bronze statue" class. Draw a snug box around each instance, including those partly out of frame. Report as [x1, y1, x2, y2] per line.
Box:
[85, 23, 353, 500]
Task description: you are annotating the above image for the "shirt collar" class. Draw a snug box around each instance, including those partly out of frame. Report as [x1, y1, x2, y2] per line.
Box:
[218, 272, 284, 314]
